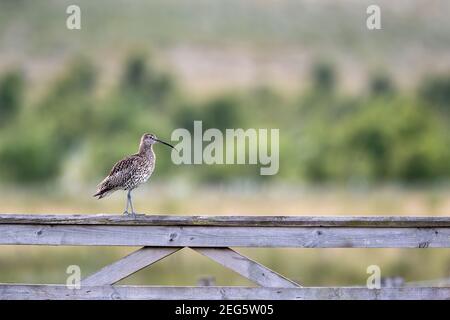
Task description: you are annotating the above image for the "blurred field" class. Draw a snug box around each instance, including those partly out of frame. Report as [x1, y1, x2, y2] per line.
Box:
[1, 0, 449, 185]
[1, 184, 450, 216]
[1, 0, 449, 95]
[0, 0, 449, 286]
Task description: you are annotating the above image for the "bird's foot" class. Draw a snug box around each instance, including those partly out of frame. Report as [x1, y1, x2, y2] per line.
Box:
[123, 211, 146, 219]
[123, 211, 138, 219]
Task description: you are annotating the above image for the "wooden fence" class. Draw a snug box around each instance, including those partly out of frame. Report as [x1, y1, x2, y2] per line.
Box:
[0, 214, 449, 300]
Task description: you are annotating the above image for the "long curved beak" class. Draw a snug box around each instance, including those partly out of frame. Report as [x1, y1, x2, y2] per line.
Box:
[155, 138, 176, 150]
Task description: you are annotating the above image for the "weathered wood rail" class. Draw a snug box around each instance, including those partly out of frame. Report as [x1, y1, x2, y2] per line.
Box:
[0, 214, 449, 300]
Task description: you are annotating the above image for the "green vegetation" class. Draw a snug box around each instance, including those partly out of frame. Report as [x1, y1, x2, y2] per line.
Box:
[0, 0, 448, 287]
[0, 71, 24, 126]
[0, 56, 449, 185]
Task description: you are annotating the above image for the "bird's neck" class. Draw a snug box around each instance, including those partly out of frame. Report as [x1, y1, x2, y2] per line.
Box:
[139, 144, 155, 161]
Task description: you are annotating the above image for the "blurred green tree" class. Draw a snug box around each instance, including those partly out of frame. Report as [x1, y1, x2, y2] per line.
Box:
[120, 54, 177, 106]
[419, 74, 450, 113]
[369, 72, 396, 97]
[311, 61, 336, 93]
[38, 58, 97, 151]
[0, 130, 62, 182]
[0, 70, 24, 126]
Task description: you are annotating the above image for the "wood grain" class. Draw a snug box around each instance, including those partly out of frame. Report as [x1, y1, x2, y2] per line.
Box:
[0, 224, 448, 247]
[0, 214, 449, 227]
[1, 284, 449, 300]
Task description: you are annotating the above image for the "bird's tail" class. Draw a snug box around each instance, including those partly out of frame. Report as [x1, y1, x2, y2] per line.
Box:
[93, 185, 115, 199]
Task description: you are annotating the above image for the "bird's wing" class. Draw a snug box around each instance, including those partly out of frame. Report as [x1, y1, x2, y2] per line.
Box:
[97, 154, 140, 192]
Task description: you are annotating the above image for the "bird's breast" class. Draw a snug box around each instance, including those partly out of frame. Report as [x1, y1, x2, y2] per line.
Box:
[139, 160, 155, 183]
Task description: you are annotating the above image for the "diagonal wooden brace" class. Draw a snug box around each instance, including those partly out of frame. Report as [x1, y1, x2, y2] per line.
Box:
[81, 247, 182, 286]
[193, 247, 301, 288]
[81, 246, 300, 288]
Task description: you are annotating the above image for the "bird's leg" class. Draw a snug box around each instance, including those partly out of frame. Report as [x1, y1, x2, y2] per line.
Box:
[123, 190, 130, 215]
[128, 190, 136, 218]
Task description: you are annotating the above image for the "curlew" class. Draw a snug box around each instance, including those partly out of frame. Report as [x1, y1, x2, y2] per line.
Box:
[94, 133, 175, 217]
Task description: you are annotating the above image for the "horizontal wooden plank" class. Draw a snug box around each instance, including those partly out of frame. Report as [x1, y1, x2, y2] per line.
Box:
[0, 284, 449, 300]
[0, 214, 449, 227]
[0, 224, 448, 247]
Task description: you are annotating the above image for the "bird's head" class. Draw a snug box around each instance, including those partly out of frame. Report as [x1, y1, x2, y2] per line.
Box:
[141, 133, 175, 149]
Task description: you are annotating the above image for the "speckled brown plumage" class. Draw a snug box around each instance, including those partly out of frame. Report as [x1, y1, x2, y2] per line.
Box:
[93, 153, 154, 199]
[94, 133, 174, 216]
